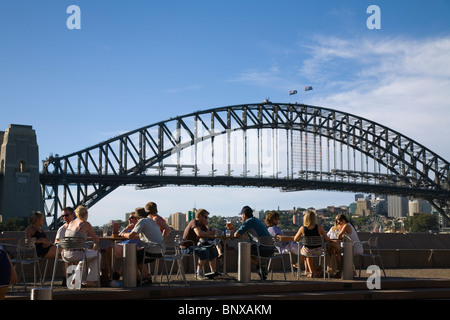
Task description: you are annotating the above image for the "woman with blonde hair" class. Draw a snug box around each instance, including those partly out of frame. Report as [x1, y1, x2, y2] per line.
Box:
[61, 205, 101, 287]
[294, 210, 330, 278]
[25, 211, 58, 259]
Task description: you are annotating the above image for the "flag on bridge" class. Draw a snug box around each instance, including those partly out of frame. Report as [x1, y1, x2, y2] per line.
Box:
[305, 86, 313, 91]
[289, 90, 297, 95]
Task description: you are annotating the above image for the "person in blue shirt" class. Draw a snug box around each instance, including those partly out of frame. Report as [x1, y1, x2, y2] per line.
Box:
[231, 206, 274, 280]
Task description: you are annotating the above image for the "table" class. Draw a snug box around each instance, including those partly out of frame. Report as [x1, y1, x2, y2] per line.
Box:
[214, 235, 238, 276]
[99, 236, 126, 279]
[278, 235, 294, 242]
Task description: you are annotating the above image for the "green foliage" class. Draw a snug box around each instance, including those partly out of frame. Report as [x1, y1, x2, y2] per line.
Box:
[208, 215, 242, 232]
[0, 217, 28, 232]
[405, 213, 438, 232]
[275, 210, 300, 231]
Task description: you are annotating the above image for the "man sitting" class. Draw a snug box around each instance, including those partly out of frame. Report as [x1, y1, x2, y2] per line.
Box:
[229, 205, 275, 281]
[180, 209, 218, 280]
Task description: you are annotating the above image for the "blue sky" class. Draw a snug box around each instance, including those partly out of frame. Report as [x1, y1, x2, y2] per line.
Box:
[1, 1, 450, 226]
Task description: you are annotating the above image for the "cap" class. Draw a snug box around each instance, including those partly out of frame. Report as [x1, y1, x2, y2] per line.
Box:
[134, 207, 148, 218]
[145, 202, 158, 215]
[240, 206, 253, 216]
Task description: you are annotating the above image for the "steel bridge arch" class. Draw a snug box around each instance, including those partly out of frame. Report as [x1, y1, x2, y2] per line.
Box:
[40, 103, 450, 227]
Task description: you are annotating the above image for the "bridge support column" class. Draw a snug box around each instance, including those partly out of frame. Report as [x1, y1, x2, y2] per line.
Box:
[0, 124, 43, 223]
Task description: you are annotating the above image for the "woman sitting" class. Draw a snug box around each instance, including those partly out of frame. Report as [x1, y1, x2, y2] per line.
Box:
[25, 211, 58, 259]
[61, 205, 101, 287]
[294, 210, 330, 278]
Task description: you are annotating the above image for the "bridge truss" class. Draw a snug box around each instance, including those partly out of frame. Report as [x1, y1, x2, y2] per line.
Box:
[40, 103, 450, 228]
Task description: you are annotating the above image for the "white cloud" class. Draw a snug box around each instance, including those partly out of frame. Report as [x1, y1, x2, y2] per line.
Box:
[299, 35, 450, 160]
[229, 34, 450, 159]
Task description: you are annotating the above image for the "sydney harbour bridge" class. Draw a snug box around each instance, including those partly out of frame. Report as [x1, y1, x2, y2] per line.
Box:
[39, 103, 450, 228]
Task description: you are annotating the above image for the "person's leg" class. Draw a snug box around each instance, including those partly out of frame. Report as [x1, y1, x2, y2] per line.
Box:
[84, 250, 101, 286]
[206, 245, 219, 273]
[194, 247, 209, 278]
[105, 245, 113, 277]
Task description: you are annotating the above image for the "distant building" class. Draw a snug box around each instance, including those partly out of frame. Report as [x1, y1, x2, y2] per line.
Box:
[408, 199, 432, 216]
[372, 198, 387, 216]
[169, 212, 187, 231]
[355, 199, 371, 216]
[186, 209, 195, 221]
[355, 193, 365, 201]
[349, 202, 356, 215]
[387, 195, 408, 218]
[293, 214, 302, 225]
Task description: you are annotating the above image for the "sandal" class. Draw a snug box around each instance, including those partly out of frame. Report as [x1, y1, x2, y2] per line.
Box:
[82, 281, 98, 287]
[140, 277, 152, 286]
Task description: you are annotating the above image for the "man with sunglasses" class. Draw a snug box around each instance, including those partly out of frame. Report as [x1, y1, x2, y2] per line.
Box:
[55, 207, 76, 243]
[54, 207, 75, 286]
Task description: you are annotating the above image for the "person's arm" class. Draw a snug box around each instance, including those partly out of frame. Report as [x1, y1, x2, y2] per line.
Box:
[293, 226, 304, 242]
[25, 226, 34, 240]
[25, 227, 52, 247]
[5, 251, 18, 285]
[337, 223, 351, 240]
[123, 231, 139, 239]
[232, 221, 247, 238]
[119, 223, 135, 236]
[154, 216, 172, 238]
[85, 222, 99, 249]
[193, 225, 215, 238]
[318, 225, 330, 242]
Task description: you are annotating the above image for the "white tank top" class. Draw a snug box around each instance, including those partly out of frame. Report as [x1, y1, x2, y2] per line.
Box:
[345, 224, 363, 256]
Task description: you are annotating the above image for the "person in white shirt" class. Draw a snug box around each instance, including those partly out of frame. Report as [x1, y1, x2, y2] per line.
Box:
[123, 207, 163, 285]
[55, 207, 76, 243]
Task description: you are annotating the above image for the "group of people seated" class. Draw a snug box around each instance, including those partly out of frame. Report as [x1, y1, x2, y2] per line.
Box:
[22, 202, 171, 288]
[16, 203, 361, 288]
[179, 205, 362, 281]
[266, 209, 362, 278]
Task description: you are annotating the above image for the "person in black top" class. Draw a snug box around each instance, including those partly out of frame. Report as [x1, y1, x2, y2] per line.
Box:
[25, 211, 57, 259]
[294, 210, 330, 278]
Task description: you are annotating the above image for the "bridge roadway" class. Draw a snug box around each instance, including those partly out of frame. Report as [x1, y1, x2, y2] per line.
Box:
[40, 173, 446, 200]
[5, 268, 450, 302]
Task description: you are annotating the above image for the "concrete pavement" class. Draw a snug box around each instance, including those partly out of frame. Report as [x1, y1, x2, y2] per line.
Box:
[5, 268, 450, 301]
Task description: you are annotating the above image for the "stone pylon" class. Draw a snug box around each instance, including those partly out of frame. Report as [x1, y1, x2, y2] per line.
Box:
[0, 124, 43, 224]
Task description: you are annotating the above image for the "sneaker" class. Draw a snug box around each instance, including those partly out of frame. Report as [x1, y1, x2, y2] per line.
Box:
[196, 272, 208, 280]
[110, 280, 123, 288]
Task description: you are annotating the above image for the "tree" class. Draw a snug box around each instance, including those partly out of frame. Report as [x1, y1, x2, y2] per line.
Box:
[0, 217, 28, 231]
[406, 213, 437, 232]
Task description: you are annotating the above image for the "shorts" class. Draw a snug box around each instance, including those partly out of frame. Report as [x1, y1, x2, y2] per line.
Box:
[136, 248, 163, 264]
[301, 246, 323, 257]
[181, 245, 218, 261]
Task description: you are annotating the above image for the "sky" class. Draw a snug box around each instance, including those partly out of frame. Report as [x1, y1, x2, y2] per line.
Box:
[1, 1, 450, 227]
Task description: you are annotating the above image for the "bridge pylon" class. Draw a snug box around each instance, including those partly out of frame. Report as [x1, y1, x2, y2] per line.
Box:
[0, 124, 43, 224]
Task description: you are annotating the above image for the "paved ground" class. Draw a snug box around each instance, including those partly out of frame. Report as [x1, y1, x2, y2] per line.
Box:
[5, 268, 450, 300]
